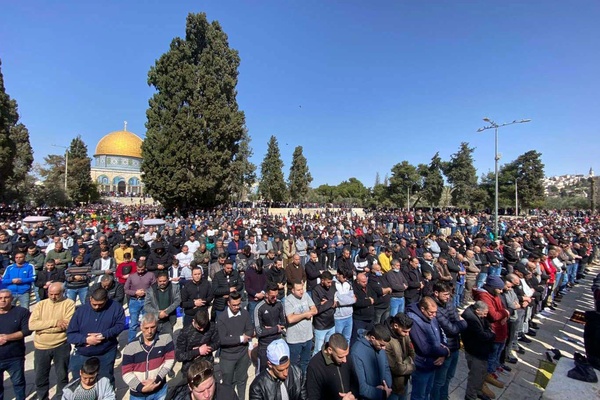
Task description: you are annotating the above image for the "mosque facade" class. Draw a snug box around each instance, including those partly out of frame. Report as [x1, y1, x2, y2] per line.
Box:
[90, 124, 144, 195]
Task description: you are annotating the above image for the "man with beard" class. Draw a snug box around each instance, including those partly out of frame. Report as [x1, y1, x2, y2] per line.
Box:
[305, 251, 325, 297]
[145, 271, 181, 335]
[209, 253, 227, 281]
[254, 282, 287, 372]
[245, 257, 267, 326]
[306, 333, 358, 400]
[266, 258, 286, 301]
[124, 261, 156, 342]
[67, 287, 125, 386]
[350, 324, 393, 400]
[211, 259, 243, 321]
[35, 259, 66, 300]
[384, 313, 415, 400]
[87, 274, 125, 305]
[286, 254, 307, 292]
[175, 309, 219, 378]
[352, 272, 378, 345]
[0, 289, 31, 400]
[311, 271, 337, 355]
[181, 267, 214, 327]
[257, 234, 273, 259]
[236, 245, 256, 274]
[192, 242, 211, 279]
[29, 282, 75, 400]
[147, 243, 170, 275]
[431, 283, 467, 400]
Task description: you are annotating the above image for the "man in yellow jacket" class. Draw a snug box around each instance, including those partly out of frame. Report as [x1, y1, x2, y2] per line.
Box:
[29, 282, 75, 400]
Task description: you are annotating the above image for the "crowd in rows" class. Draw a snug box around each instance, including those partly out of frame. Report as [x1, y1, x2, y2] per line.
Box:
[0, 207, 598, 400]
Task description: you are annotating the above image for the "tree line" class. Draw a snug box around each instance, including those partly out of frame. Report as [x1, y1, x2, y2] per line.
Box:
[0, 13, 555, 212]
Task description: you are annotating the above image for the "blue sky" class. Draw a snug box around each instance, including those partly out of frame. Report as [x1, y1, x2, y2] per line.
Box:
[1, 0, 599, 187]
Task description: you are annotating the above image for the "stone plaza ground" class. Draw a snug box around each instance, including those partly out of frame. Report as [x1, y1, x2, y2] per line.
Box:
[5, 260, 599, 400]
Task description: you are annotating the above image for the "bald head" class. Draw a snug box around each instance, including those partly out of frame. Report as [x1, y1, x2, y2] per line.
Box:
[48, 282, 65, 302]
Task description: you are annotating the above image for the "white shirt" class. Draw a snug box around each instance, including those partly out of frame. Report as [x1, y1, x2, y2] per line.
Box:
[176, 252, 193, 268]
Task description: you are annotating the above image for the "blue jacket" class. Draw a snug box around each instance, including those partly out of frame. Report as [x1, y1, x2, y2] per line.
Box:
[2, 262, 35, 294]
[350, 329, 392, 400]
[434, 298, 467, 352]
[67, 299, 125, 357]
[406, 302, 448, 371]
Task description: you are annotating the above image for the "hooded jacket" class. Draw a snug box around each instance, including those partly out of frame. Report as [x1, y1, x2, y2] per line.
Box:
[433, 297, 467, 352]
[384, 318, 415, 395]
[350, 329, 393, 400]
[406, 302, 448, 371]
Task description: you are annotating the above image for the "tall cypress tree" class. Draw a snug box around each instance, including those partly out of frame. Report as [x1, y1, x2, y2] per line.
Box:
[142, 13, 247, 210]
[67, 135, 95, 203]
[0, 59, 33, 203]
[259, 136, 287, 202]
[288, 146, 312, 202]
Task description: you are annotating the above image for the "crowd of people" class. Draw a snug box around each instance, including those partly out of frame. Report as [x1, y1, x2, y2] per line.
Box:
[0, 205, 598, 400]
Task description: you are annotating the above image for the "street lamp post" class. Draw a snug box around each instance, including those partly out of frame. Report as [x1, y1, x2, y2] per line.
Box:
[477, 118, 531, 238]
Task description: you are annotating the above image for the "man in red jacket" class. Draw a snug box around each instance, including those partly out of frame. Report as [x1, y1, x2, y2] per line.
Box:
[473, 275, 510, 389]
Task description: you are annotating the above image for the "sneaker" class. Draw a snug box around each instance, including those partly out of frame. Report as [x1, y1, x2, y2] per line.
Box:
[517, 346, 526, 355]
[485, 373, 505, 388]
[526, 329, 537, 337]
[530, 321, 540, 329]
[481, 383, 496, 399]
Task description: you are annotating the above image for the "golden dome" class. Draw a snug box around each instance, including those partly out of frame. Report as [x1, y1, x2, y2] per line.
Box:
[95, 130, 143, 158]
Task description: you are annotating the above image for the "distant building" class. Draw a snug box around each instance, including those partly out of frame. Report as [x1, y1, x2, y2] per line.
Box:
[90, 124, 144, 195]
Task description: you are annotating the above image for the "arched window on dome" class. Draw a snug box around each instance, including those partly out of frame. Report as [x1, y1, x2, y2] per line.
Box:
[128, 177, 141, 195]
[113, 176, 126, 195]
[97, 175, 110, 193]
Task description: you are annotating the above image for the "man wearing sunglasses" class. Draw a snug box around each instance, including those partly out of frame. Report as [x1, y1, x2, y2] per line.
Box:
[249, 339, 307, 400]
[168, 359, 238, 400]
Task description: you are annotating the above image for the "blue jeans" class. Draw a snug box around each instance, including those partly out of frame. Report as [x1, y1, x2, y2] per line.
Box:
[128, 297, 145, 342]
[11, 292, 30, 310]
[410, 368, 435, 400]
[288, 339, 312, 374]
[0, 358, 26, 400]
[313, 326, 335, 355]
[390, 297, 406, 317]
[487, 342, 504, 373]
[389, 393, 408, 400]
[488, 265, 501, 276]
[568, 263, 578, 284]
[453, 284, 465, 307]
[130, 383, 167, 400]
[66, 287, 88, 305]
[431, 349, 459, 400]
[476, 272, 488, 289]
[335, 317, 353, 345]
[248, 300, 259, 326]
[70, 347, 117, 387]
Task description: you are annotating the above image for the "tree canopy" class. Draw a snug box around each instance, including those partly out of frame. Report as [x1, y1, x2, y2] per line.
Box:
[141, 13, 248, 210]
[0, 59, 33, 204]
[442, 142, 478, 208]
[259, 135, 287, 202]
[67, 136, 96, 203]
[288, 146, 312, 202]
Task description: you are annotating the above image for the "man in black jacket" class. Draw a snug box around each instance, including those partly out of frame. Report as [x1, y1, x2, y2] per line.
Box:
[305, 251, 324, 296]
[265, 258, 286, 300]
[461, 301, 495, 400]
[254, 282, 287, 372]
[181, 267, 214, 327]
[404, 257, 423, 305]
[311, 271, 336, 356]
[351, 272, 377, 345]
[431, 282, 467, 400]
[211, 259, 243, 321]
[249, 339, 307, 400]
[175, 309, 219, 377]
[306, 333, 358, 400]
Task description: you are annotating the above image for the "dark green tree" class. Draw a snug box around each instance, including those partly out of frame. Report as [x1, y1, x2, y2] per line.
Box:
[288, 146, 312, 202]
[142, 13, 247, 209]
[442, 142, 478, 208]
[496, 150, 545, 211]
[374, 172, 381, 187]
[229, 129, 256, 202]
[389, 161, 422, 208]
[259, 136, 287, 202]
[67, 136, 96, 203]
[420, 152, 445, 207]
[0, 60, 33, 203]
[35, 155, 70, 206]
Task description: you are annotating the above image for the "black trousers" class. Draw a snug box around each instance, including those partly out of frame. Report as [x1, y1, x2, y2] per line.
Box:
[34, 342, 71, 400]
[219, 352, 250, 400]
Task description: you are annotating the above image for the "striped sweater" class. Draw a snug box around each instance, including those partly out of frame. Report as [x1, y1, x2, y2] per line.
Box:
[122, 332, 175, 396]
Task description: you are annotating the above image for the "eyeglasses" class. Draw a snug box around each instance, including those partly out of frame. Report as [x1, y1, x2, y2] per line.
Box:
[190, 366, 213, 387]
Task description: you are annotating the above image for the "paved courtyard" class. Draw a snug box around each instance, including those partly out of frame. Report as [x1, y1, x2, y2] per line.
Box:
[5, 261, 599, 399]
